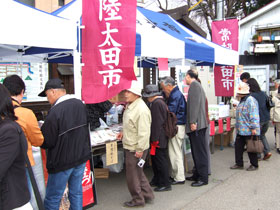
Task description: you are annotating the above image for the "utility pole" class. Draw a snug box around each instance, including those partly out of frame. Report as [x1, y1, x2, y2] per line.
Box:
[217, 0, 224, 20]
[216, 0, 224, 104]
[277, 43, 280, 79]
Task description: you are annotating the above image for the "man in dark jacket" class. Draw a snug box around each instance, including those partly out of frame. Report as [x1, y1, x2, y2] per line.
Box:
[160, 76, 186, 185]
[38, 78, 91, 210]
[185, 70, 209, 187]
[143, 84, 171, 192]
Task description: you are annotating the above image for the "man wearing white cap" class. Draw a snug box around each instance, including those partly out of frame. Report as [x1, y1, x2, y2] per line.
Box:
[117, 80, 154, 208]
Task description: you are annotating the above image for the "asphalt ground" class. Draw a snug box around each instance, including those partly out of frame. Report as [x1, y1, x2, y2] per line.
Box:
[91, 126, 280, 210]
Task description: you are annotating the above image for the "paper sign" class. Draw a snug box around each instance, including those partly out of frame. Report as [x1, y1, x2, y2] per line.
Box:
[158, 58, 168, 71]
[106, 141, 118, 166]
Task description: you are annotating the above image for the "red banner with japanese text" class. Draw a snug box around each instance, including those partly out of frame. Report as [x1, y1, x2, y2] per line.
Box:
[211, 19, 239, 51]
[214, 66, 235, 96]
[82, 0, 137, 103]
[82, 160, 96, 208]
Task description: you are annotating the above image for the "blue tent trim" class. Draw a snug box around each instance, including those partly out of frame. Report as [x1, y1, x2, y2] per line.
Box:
[137, 7, 214, 63]
[24, 47, 70, 55]
[135, 33, 141, 56]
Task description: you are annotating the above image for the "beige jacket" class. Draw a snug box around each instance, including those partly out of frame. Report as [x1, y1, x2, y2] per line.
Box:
[270, 95, 280, 122]
[122, 98, 151, 152]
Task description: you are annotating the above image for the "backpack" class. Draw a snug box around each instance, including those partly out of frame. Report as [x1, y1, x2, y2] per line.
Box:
[163, 106, 178, 139]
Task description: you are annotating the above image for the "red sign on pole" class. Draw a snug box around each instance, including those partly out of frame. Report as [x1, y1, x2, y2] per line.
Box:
[82, 160, 96, 208]
[214, 66, 235, 96]
[211, 19, 239, 51]
[82, 0, 137, 103]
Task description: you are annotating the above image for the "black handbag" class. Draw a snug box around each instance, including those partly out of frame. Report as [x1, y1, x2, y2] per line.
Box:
[246, 135, 264, 153]
[266, 95, 275, 111]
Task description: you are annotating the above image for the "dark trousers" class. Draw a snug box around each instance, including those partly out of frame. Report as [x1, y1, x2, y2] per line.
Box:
[235, 135, 258, 167]
[125, 149, 154, 205]
[189, 128, 208, 183]
[151, 148, 170, 187]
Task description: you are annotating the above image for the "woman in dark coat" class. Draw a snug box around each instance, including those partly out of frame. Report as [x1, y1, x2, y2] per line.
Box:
[246, 78, 272, 160]
[143, 84, 171, 192]
[0, 84, 31, 210]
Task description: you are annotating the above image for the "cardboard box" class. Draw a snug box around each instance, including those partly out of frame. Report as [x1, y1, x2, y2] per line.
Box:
[214, 127, 234, 146]
[94, 168, 109, 179]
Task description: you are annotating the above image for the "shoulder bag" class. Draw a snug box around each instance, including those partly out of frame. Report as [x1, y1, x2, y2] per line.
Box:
[246, 135, 264, 153]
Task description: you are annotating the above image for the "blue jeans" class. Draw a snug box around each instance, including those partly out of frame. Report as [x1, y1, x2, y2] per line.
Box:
[44, 162, 86, 210]
[260, 121, 271, 155]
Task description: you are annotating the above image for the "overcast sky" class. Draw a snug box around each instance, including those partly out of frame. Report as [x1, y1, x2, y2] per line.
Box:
[138, 0, 188, 11]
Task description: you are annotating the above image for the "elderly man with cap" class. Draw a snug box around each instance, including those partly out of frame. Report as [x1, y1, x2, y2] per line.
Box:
[38, 78, 91, 210]
[159, 76, 186, 185]
[143, 84, 171, 192]
[117, 80, 154, 208]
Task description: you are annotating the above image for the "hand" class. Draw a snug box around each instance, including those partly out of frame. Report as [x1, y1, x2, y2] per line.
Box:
[116, 132, 123, 140]
[135, 151, 143, 158]
[251, 129, 256, 135]
[190, 123, 197, 131]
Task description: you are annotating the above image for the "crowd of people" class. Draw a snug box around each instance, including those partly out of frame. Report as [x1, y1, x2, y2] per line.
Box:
[1, 69, 278, 209]
[0, 76, 91, 210]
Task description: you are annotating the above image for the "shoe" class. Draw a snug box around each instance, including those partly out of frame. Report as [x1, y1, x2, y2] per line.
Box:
[277, 148, 280, 154]
[191, 180, 208, 187]
[149, 180, 157, 187]
[263, 153, 272, 160]
[246, 165, 258, 171]
[154, 186, 172, 192]
[123, 201, 145, 208]
[230, 164, 244, 170]
[171, 180, 185, 185]
[185, 176, 198, 181]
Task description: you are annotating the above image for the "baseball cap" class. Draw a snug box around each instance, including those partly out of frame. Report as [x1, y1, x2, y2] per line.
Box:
[38, 78, 65, 97]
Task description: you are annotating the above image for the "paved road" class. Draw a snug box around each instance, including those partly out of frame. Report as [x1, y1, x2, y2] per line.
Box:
[91, 126, 280, 210]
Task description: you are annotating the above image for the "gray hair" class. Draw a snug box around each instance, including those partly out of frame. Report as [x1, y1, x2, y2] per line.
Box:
[274, 79, 280, 85]
[159, 76, 175, 86]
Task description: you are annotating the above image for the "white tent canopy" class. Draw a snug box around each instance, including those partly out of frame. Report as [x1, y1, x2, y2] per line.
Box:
[0, 0, 77, 50]
[53, 0, 239, 66]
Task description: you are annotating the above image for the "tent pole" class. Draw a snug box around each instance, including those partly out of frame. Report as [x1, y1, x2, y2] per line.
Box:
[73, 49, 81, 100]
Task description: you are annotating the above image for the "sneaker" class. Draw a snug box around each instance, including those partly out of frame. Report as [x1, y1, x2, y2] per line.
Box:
[263, 153, 272, 160]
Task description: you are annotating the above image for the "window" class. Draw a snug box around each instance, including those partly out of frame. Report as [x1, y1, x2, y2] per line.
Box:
[17, 0, 35, 7]
[59, 0, 65, 6]
[259, 31, 270, 37]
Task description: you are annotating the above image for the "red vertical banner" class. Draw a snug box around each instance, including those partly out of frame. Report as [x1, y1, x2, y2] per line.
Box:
[210, 120, 215, 136]
[214, 66, 235, 96]
[211, 19, 239, 51]
[82, 159, 96, 208]
[218, 119, 223, 134]
[158, 58, 168, 71]
[82, 0, 137, 103]
[226, 117, 231, 131]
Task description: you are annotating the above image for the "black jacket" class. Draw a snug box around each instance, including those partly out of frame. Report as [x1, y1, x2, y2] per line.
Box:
[0, 120, 30, 210]
[251, 91, 270, 123]
[149, 98, 168, 148]
[41, 98, 91, 174]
